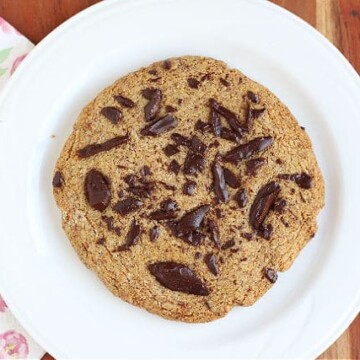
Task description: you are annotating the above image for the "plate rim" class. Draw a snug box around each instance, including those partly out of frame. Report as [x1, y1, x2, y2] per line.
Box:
[0, 0, 360, 358]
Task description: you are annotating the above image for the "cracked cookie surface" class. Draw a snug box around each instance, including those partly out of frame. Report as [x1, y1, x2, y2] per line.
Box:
[53, 56, 324, 322]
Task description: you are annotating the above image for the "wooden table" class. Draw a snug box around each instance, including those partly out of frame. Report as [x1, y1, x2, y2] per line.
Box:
[0, 0, 359, 358]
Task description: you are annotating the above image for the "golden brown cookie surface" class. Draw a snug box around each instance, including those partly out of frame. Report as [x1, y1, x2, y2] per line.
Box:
[53, 56, 324, 322]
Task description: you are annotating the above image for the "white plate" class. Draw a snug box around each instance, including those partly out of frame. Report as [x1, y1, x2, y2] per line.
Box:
[1, 0, 360, 358]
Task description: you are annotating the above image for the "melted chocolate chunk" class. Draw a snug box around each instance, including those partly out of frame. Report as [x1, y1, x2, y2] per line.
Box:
[234, 188, 247, 208]
[246, 158, 266, 176]
[78, 134, 130, 158]
[244, 107, 266, 132]
[165, 105, 177, 113]
[215, 208, 224, 219]
[144, 89, 162, 121]
[187, 78, 200, 89]
[223, 136, 273, 164]
[149, 210, 177, 220]
[142, 88, 156, 100]
[195, 252, 202, 260]
[183, 152, 205, 175]
[163, 144, 179, 157]
[183, 180, 196, 195]
[208, 219, 221, 248]
[117, 219, 142, 251]
[210, 108, 222, 137]
[241, 232, 253, 240]
[128, 182, 154, 198]
[113, 197, 143, 215]
[100, 106, 122, 124]
[250, 181, 280, 230]
[191, 135, 207, 154]
[161, 198, 178, 212]
[148, 262, 209, 296]
[220, 78, 230, 87]
[96, 238, 106, 245]
[276, 158, 283, 165]
[84, 169, 111, 211]
[141, 115, 177, 136]
[209, 99, 243, 136]
[140, 165, 152, 177]
[204, 253, 219, 276]
[124, 174, 136, 187]
[177, 205, 210, 232]
[114, 95, 135, 108]
[257, 224, 273, 240]
[149, 69, 158, 75]
[247, 91, 259, 103]
[278, 172, 312, 189]
[171, 132, 191, 147]
[273, 198, 287, 214]
[201, 73, 213, 81]
[163, 59, 171, 70]
[212, 162, 229, 203]
[168, 159, 181, 174]
[150, 226, 160, 241]
[158, 181, 176, 191]
[223, 168, 241, 188]
[264, 267, 278, 283]
[195, 120, 211, 134]
[52, 171, 64, 188]
[102, 215, 114, 231]
[220, 127, 241, 143]
[221, 239, 235, 250]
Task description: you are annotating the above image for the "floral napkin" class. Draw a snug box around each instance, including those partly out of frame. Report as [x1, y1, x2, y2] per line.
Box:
[0, 17, 45, 360]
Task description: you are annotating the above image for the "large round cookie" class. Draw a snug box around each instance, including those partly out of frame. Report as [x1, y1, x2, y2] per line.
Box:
[53, 56, 324, 322]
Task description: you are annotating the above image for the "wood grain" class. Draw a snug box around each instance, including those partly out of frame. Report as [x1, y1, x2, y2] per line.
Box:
[0, 0, 359, 359]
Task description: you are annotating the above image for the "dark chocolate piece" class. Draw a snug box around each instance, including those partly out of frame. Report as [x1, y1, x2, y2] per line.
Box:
[142, 88, 156, 100]
[204, 254, 219, 276]
[113, 197, 143, 215]
[84, 169, 111, 211]
[117, 219, 141, 251]
[209, 98, 243, 136]
[177, 204, 210, 232]
[221, 239, 235, 250]
[273, 198, 287, 214]
[144, 89, 162, 121]
[208, 219, 221, 248]
[191, 135, 207, 154]
[278, 172, 312, 189]
[141, 115, 177, 136]
[168, 159, 181, 174]
[100, 106, 122, 124]
[114, 95, 135, 108]
[96, 238, 106, 245]
[234, 188, 247, 208]
[187, 78, 200, 89]
[165, 105, 177, 113]
[78, 134, 130, 158]
[223, 136, 273, 164]
[249, 181, 280, 229]
[148, 262, 209, 295]
[220, 78, 230, 87]
[163, 59, 171, 70]
[195, 120, 211, 134]
[220, 127, 241, 143]
[246, 158, 266, 176]
[247, 91, 259, 103]
[264, 267, 278, 283]
[163, 144, 179, 157]
[257, 224, 273, 240]
[244, 107, 266, 132]
[171, 133, 191, 147]
[150, 226, 160, 241]
[212, 162, 229, 202]
[210, 108, 222, 137]
[52, 171, 64, 188]
[140, 165, 152, 177]
[183, 152, 205, 175]
[183, 180, 196, 195]
[223, 168, 241, 188]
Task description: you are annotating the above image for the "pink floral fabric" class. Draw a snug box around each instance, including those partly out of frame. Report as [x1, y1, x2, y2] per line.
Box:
[0, 17, 44, 360]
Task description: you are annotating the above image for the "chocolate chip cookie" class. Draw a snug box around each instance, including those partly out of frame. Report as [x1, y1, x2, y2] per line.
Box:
[53, 56, 324, 322]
